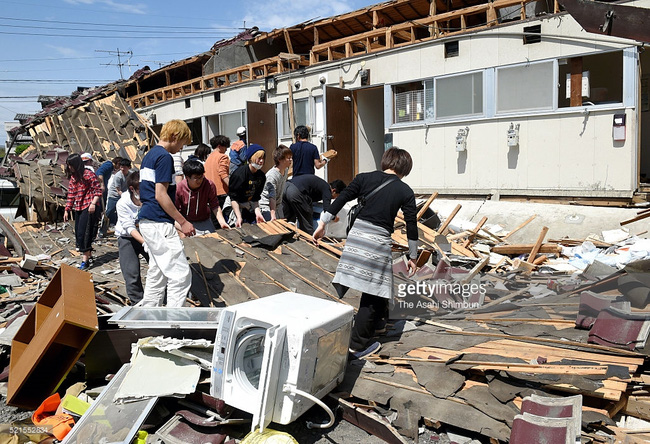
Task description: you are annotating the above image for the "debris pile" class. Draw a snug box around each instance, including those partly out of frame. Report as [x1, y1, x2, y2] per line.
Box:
[0, 194, 647, 442]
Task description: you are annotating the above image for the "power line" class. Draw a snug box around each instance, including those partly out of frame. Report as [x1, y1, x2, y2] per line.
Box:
[0, 15, 244, 30]
[0, 67, 102, 73]
[0, 30, 234, 39]
[0, 0, 240, 24]
[0, 51, 197, 62]
[0, 79, 116, 83]
[0, 21, 242, 35]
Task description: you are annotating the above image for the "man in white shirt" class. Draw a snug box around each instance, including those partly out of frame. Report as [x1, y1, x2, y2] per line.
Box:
[115, 170, 149, 303]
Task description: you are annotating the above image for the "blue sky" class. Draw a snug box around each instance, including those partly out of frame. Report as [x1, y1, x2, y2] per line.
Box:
[0, 0, 377, 145]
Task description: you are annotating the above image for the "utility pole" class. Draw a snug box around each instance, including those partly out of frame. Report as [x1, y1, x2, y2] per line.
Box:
[96, 48, 134, 80]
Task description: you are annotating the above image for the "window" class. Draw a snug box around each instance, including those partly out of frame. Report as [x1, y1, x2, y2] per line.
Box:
[294, 98, 309, 127]
[445, 41, 459, 58]
[278, 99, 310, 137]
[523, 24, 541, 44]
[279, 102, 291, 137]
[497, 61, 554, 113]
[424, 79, 434, 119]
[185, 119, 202, 145]
[313, 96, 324, 133]
[435, 72, 483, 119]
[219, 110, 245, 143]
[394, 82, 425, 123]
[558, 51, 623, 108]
[185, 98, 191, 109]
[214, 91, 221, 102]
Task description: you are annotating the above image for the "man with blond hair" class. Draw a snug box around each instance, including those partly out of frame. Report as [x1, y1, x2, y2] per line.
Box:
[139, 119, 195, 307]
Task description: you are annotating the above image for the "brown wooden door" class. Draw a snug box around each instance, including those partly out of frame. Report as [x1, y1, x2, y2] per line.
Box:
[325, 86, 354, 185]
[246, 101, 277, 171]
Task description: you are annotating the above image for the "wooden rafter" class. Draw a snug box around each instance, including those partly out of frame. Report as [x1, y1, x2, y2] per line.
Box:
[283, 28, 294, 54]
[392, 7, 409, 22]
[406, 2, 421, 16]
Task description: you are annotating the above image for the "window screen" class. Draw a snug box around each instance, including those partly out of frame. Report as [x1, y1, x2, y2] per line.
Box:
[394, 81, 425, 123]
[436, 72, 483, 118]
[497, 61, 554, 113]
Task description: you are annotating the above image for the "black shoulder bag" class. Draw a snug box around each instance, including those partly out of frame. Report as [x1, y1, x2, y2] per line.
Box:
[346, 177, 397, 234]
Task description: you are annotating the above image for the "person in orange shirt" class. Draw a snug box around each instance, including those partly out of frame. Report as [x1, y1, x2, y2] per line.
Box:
[205, 135, 231, 209]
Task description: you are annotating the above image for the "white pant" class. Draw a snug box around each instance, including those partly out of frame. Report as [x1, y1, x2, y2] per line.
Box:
[139, 220, 191, 307]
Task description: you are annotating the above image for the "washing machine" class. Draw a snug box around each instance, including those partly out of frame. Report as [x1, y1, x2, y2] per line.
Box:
[211, 292, 353, 433]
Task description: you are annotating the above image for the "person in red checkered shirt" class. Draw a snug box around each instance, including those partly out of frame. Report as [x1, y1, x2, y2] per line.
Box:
[64, 153, 103, 271]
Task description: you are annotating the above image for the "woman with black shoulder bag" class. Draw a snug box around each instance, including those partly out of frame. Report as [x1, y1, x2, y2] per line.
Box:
[312, 147, 418, 359]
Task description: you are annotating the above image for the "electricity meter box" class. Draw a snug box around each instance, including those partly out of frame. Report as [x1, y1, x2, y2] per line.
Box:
[613, 114, 626, 142]
[211, 293, 353, 432]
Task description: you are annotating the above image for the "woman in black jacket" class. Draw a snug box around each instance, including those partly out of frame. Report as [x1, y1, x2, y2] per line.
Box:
[313, 147, 418, 358]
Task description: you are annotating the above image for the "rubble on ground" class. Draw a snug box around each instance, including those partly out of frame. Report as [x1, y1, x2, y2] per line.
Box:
[0, 193, 648, 442]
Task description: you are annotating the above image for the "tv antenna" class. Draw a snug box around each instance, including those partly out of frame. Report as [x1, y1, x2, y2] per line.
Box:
[96, 48, 133, 80]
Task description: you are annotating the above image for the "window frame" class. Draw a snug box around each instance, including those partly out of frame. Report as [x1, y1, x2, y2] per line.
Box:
[386, 47, 633, 129]
[218, 110, 246, 142]
[494, 59, 557, 116]
[434, 69, 485, 121]
[392, 80, 427, 124]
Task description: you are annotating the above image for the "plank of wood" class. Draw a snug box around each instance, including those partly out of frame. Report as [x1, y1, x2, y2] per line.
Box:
[276, 219, 343, 257]
[502, 215, 536, 240]
[448, 331, 644, 358]
[407, 347, 461, 361]
[396, 215, 475, 258]
[438, 204, 461, 235]
[491, 243, 561, 255]
[416, 192, 438, 221]
[625, 396, 650, 421]
[461, 216, 487, 248]
[526, 226, 549, 263]
[546, 382, 622, 401]
[468, 318, 576, 324]
[621, 211, 650, 226]
[532, 254, 548, 265]
[377, 357, 613, 375]
[412, 317, 463, 331]
[463, 339, 642, 371]
[459, 255, 489, 285]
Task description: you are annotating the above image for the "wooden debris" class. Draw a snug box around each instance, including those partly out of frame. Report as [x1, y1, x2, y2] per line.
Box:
[438, 204, 461, 235]
[527, 226, 549, 263]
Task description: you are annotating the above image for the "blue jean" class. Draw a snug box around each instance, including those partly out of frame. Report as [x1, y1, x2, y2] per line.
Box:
[105, 196, 119, 225]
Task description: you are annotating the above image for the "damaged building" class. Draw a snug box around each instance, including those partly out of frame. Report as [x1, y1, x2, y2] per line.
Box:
[109, 0, 650, 201]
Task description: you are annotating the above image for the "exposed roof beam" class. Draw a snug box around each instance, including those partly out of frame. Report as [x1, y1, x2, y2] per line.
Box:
[283, 29, 294, 54]
[392, 7, 409, 22]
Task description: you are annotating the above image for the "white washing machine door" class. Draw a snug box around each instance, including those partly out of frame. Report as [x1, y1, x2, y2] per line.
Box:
[251, 324, 286, 433]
